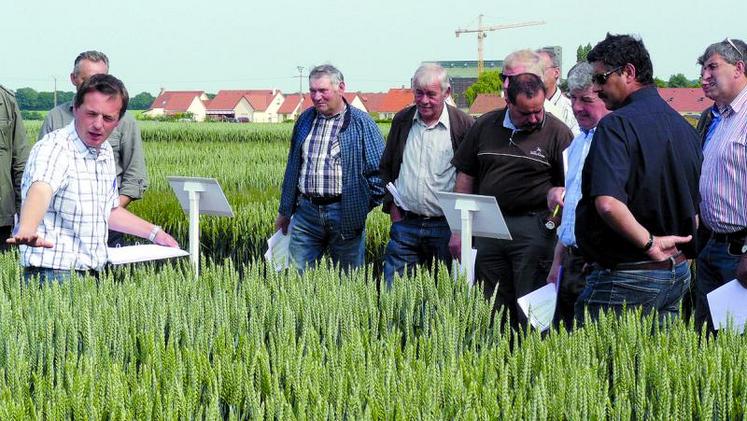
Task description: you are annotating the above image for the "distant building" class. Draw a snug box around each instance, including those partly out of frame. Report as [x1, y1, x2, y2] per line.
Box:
[205, 90, 285, 122]
[144, 91, 209, 121]
[658, 88, 713, 117]
[360, 88, 414, 120]
[430, 60, 504, 109]
[468, 93, 507, 117]
[277, 92, 368, 121]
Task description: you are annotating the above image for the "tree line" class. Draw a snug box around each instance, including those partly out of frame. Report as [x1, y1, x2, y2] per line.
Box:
[14, 87, 155, 111]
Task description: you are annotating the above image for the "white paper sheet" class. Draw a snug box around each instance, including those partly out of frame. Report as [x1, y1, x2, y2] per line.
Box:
[264, 222, 293, 272]
[107, 244, 189, 265]
[707, 279, 747, 333]
[518, 284, 558, 332]
[386, 182, 410, 211]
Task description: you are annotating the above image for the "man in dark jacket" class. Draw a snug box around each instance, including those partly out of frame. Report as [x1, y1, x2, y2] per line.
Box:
[379, 63, 474, 285]
[0, 84, 29, 252]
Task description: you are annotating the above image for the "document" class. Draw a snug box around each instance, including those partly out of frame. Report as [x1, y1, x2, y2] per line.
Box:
[386, 182, 410, 211]
[518, 284, 558, 332]
[264, 222, 293, 272]
[107, 244, 189, 265]
[707, 279, 747, 333]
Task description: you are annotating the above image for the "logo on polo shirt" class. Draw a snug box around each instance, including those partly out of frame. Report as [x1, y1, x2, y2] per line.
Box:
[529, 147, 546, 160]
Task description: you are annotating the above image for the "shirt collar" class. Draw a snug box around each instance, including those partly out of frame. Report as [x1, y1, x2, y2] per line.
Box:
[318, 103, 347, 120]
[414, 104, 450, 130]
[502, 106, 545, 132]
[66, 121, 112, 160]
[548, 87, 563, 105]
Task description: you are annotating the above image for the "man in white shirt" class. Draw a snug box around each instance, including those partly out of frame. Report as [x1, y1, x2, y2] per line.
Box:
[7, 74, 178, 284]
[537, 48, 580, 136]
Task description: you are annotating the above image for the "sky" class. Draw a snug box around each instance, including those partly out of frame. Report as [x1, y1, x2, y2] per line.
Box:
[2, 0, 745, 96]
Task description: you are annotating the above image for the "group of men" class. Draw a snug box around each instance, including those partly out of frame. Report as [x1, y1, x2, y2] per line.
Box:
[275, 35, 747, 334]
[2, 36, 745, 333]
[1, 51, 176, 283]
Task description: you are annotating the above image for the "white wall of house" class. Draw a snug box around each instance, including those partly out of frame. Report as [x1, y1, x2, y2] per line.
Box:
[252, 92, 285, 123]
[349, 95, 367, 113]
[143, 108, 164, 118]
[233, 98, 254, 120]
[186, 97, 208, 122]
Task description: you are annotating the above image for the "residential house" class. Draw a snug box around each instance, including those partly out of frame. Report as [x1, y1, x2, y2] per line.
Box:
[468, 93, 506, 117]
[144, 91, 208, 121]
[205, 90, 285, 122]
[657, 88, 713, 117]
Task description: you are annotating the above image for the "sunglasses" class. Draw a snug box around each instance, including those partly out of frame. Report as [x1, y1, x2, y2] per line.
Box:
[724, 37, 744, 59]
[592, 66, 623, 85]
[499, 72, 514, 82]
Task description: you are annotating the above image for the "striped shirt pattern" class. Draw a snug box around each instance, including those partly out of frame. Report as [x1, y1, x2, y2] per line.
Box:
[299, 107, 346, 197]
[557, 127, 595, 247]
[20, 123, 118, 271]
[700, 85, 747, 233]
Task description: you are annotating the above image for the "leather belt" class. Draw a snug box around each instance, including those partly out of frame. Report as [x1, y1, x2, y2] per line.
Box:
[402, 210, 446, 221]
[711, 229, 747, 243]
[302, 194, 341, 205]
[608, 253, 687, 271]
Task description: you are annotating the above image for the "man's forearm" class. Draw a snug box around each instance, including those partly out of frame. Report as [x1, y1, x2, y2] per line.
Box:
[108, 206, 157, 239]
[118, 195, 132, 208]
[17, 182, 53, 234]
[594, 195, 649, 248]
[454, 172, 475, 194]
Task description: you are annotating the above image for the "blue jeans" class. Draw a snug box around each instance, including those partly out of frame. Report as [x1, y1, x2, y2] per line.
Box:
[383, 216, 451, 286]
[23, 267, 96, 286]
[575, 259, 690, 325]
[695, 239, 739, 332]
[288, 196, 365, 273]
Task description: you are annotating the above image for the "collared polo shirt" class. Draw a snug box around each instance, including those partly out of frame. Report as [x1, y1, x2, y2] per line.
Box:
[700, 84, 747, 234]
[20, 122, 118, 271]
[575, 86, 702, 267]
[452, 108, 572, 214]
[395, 105, 453, 216]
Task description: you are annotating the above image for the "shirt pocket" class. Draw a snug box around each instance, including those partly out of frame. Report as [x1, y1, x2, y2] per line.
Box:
[430, 136, 454, 177]
[0, 119, 10, 152]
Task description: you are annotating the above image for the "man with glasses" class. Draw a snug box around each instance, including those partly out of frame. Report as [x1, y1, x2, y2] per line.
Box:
[451, 71, 572, 330]
[574, 34, 702, 324]
[693, 38, 747, 333]
[537, 48, 580, 136]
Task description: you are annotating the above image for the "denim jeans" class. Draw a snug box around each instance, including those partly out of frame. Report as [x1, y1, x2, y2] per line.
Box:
[23, 267, 96, 286]
[574, 259, 690, 325]
[695, 239, 740, 332]
[383, 216, 451, 287]
[288, 196, 365, 273]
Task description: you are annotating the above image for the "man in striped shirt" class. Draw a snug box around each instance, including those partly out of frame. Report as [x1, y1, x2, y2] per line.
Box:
[694, 38, 747, 332]
[7, 74, 178, 284]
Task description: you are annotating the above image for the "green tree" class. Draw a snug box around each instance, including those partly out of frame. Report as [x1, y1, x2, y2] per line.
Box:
[654, 77, 668, 88]
[465, 70, 502, 106]
[576, 43, 592, 63]
[129, 92, 156, 110]
[667, 73, 692, 88]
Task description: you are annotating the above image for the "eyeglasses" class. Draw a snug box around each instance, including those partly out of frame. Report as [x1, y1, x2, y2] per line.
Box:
[499, 72, 514, 82]
[724, 37, 744, 59]
[592, 66, 623, 85]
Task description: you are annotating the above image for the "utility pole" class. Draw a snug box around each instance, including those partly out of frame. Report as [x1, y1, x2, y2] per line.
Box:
[53, 76, 57, 107]
[296, 66, 304, 95]
[455, 15, 545, 75]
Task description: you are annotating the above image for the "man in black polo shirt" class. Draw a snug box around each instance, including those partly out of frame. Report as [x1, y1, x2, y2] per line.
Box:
[574, 34, 702, 324]
[452, 73, 572, 330]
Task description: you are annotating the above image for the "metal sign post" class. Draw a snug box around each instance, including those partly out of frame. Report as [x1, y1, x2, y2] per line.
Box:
[168, 176, 234, 278]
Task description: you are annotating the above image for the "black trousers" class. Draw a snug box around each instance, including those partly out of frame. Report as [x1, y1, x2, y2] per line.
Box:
[0, 225, 12, 253]
[554, 248, 587, 330]
[475, 212, 556, 331]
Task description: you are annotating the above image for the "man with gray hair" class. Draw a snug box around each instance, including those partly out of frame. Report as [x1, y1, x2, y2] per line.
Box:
[694, 38, 747, 332]
[39, 51, 147, 247]
[276, 64, 385, 273]
[379, 63, 474, 285]
[537, 48, 580, 136]
[545, 62, 610, 328]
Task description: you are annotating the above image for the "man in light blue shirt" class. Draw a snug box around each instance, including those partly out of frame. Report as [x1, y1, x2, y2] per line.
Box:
[546, 62, 610, 329]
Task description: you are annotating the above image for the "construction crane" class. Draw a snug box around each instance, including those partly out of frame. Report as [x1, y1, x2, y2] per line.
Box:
[455, 15, 545, 75]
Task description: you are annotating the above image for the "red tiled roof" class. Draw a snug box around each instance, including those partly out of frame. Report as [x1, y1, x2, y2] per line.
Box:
[206, 90, 280, 112]
[359, 89, 413, 113]
[469, 93, 506, 115]
[149, 91, 204, 112]
[657, 88, 713, 114]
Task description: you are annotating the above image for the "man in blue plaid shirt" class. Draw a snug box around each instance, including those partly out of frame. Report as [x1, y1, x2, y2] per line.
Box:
[276, 64, 385, 272]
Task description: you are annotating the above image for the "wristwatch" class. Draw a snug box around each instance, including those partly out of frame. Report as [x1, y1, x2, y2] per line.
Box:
[642, 232, 654, 251]
[148, 225, 162, 243]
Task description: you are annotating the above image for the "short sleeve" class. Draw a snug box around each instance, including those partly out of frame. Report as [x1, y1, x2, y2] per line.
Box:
[22, 139, 69, 195]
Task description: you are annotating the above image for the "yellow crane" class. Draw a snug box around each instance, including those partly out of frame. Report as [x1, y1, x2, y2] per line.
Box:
[455, 15, 546, 75]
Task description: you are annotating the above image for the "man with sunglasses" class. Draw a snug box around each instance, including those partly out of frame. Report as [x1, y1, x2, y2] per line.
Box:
[693, 38, 747, 333]
[574, 34, 702, 324]
[451, 72, 572, 330]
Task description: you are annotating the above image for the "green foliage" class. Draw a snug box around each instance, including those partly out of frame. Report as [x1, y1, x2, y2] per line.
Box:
[576, 43, 593, 63]
[655, 77, 668, 88]
[15, 87, 75, 111]
[20, 110, 44, 121]
[465, 70, 502, 106]
[128, 92, 156, 110]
